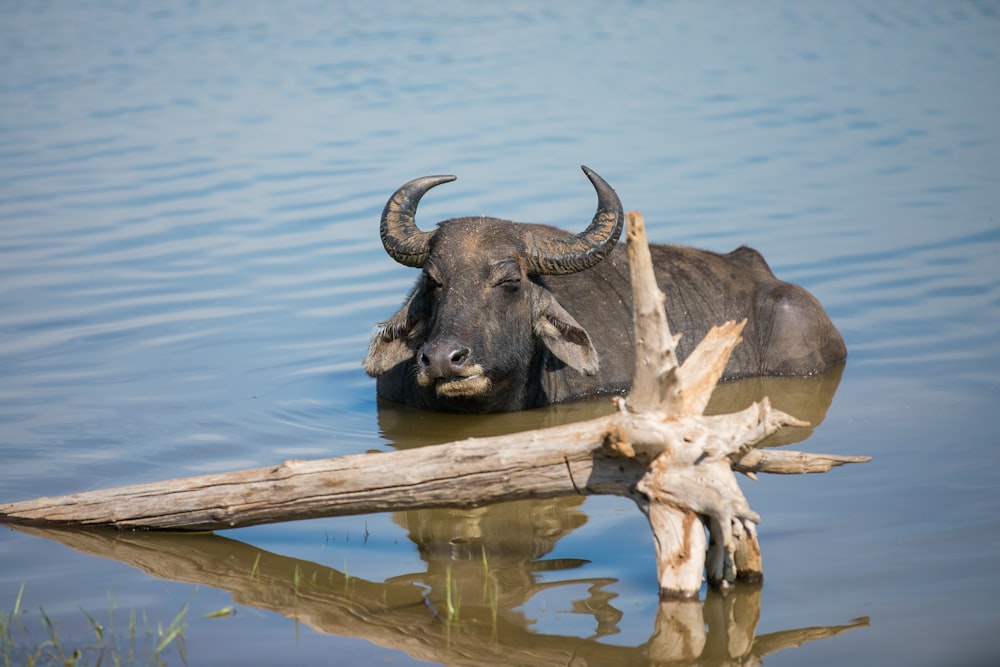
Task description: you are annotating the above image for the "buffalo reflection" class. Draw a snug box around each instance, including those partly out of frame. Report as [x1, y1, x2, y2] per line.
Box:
[389, 497, 627, 639]
[11, 368, 857, 664]
[15, 497, 865, 665]
[376, 363, 844, 449]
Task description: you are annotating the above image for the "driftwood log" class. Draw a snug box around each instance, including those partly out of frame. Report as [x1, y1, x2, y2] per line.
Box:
[0, 212, 869, 598]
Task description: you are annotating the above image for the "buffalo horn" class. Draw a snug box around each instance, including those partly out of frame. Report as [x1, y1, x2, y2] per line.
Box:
[380, 174, 457, 267]
[523, 166, 624, 276]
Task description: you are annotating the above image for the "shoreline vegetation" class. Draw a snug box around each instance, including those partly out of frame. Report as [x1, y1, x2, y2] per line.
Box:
[1, 584, 191, 667]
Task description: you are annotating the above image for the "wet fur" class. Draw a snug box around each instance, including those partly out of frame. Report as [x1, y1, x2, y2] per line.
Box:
[365, 220, 846, 413]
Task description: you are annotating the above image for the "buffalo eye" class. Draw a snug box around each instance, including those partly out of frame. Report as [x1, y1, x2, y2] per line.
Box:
[494, 275, 521, 292]
[490, 259, 521, 292]
[423, 271, 443, 292]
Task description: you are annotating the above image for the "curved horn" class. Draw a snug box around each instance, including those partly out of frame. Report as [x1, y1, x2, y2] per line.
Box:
[524, 166, 624, 276]
[380, 174, 457, 267]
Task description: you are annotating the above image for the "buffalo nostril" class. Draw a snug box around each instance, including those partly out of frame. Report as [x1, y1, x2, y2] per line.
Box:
[420, 341, 472, 377]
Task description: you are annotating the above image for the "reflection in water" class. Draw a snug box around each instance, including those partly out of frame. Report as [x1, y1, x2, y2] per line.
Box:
[377, 363, 845, 449]
[390, 498, 618, 637]
[15, 522, 866, 666]
[0, 0, 992, 662]
[707, 363, 845, 447]
[4, 365, 851, 662]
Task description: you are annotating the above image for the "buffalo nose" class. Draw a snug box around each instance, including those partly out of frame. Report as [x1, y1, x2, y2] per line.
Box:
[419, 340, 472, 378]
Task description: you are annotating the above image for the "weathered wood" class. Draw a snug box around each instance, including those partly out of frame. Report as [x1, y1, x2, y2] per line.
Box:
[0, 210, 870, 598]
[734, 447, 872, 475]
[0, 400, 858, 532]
[624, 208, 682, 414]
[625, 210, 741, 418]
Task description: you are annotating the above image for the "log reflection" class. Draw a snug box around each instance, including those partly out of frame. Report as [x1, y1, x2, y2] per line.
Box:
[14, 493, 866, 666]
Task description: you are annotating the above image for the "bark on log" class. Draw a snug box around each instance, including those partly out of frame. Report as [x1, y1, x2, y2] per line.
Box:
[0, 404, 835, 531]
[0, 211, 869, 598]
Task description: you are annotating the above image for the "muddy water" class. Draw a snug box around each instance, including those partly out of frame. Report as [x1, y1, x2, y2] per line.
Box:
[1, 2, 998, 665]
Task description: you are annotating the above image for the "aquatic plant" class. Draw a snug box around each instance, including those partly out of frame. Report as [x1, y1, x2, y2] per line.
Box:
[1, 585, 189, 667]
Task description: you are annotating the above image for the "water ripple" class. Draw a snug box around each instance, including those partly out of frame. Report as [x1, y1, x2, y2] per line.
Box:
[0, 2, 998, 663]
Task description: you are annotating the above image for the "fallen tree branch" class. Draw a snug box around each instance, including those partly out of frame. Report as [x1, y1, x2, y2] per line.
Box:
[734, 447, 872, 475]
[0, 210, 869, 598]
[0, 402, 839, 531]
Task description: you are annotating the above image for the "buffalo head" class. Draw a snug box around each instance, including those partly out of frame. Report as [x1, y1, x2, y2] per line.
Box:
[364, 166, 624, 412]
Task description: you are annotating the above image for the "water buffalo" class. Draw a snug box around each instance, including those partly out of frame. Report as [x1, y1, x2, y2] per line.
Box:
[364, 166, 846, 413]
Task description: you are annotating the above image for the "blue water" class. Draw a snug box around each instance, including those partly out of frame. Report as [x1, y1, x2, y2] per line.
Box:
[1, 2, 998, 665]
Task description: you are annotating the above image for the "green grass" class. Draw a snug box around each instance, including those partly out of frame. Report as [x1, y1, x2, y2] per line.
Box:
[444, 563, 460, 623]
[1, 584, 189, 667]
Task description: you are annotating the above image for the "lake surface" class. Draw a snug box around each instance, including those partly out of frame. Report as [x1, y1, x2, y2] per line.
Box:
[1, 1, 998, 665]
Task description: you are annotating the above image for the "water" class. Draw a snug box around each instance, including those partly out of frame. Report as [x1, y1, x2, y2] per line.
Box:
[1, 1, 998, 665]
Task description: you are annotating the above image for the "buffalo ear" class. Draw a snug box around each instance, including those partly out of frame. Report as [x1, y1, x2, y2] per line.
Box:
[363, 294, 427, 377]
[534, 294, 600, 376]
